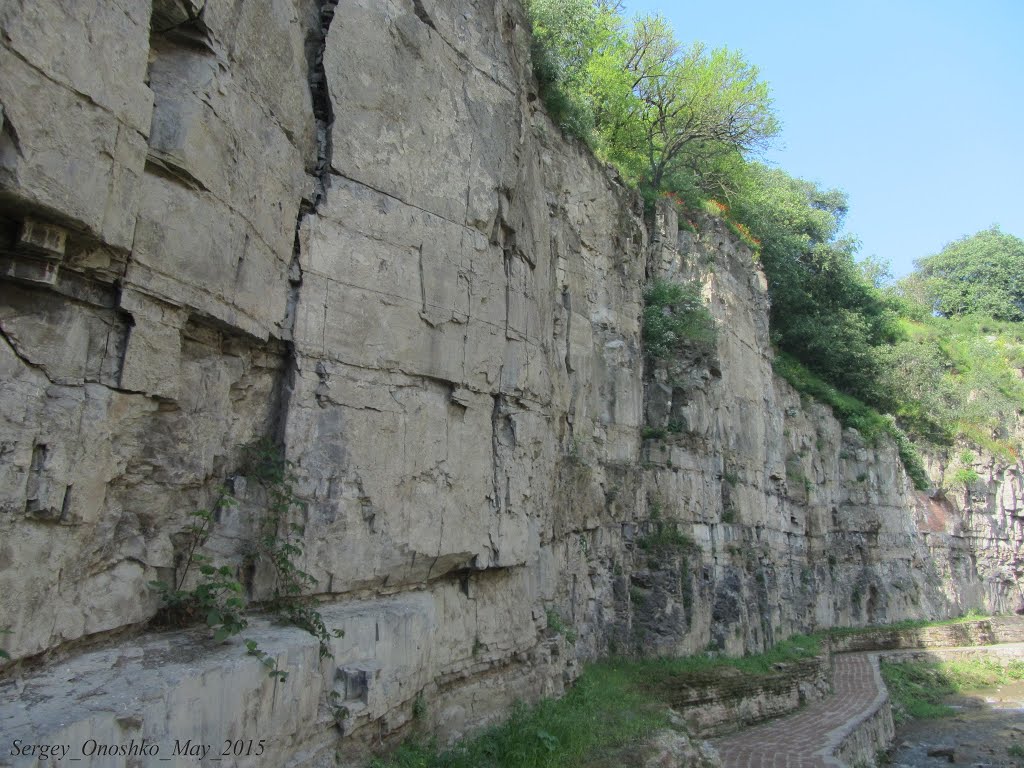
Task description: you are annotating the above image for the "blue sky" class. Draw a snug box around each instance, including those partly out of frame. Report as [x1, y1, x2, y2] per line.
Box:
[620, 0, 1023, 278]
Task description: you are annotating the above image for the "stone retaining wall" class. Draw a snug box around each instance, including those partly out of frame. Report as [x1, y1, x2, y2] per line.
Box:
[824, 654, 895, 768]
[674, 653, 832, 736]
[828, 621, 994, 653]
[828, 616, 1024, 653]
[992, 616, 1024, 643]
[879, 643, 1024, 666]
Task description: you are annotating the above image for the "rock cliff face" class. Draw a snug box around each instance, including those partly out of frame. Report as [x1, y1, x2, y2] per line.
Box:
[0, 0, 1021, 764]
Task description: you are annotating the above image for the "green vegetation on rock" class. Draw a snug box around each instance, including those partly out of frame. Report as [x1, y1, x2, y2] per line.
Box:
[527, 0, 1024, 478]
[525, 0, 778, 189]
[149, 441, 342, 679]
[641, 279, 716, 360]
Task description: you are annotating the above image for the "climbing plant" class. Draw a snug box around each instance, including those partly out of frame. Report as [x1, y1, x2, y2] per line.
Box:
[245, 440, 343, 659]
[150, 439, 342, 679]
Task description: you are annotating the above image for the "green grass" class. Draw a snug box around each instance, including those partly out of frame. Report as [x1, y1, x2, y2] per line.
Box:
[372, 617, 1010, 766]
[369, 664, 669, 768]
[370, 635, 822, 768]
[880, 657, 1024, 722]
[635, 634, 821, 681]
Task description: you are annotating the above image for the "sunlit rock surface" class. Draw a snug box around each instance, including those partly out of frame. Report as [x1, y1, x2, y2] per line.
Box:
[0, 1, 1020, 764]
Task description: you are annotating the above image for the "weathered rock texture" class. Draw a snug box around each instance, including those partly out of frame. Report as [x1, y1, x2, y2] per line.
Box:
[0, 0, 1021, 765]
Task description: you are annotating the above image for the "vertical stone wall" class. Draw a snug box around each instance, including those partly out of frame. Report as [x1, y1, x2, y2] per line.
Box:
[0, 1, 1020, 764]
[0, 0, 316, 662]
[1, 0, 652, 757]
[628, 203, 1023, 659]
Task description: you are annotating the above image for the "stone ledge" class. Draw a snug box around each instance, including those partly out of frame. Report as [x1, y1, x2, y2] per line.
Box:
[0, 595, 442, 768]
[991, 616, 1024, 643]
[828, 621, 995, 653]
[0, 619, 331, 768]
[878, 641, 1024, 666]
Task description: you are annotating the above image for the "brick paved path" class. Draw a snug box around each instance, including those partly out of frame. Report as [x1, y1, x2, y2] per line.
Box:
[711, 653, 884, 768]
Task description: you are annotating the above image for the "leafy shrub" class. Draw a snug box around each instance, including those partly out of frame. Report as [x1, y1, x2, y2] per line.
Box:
[642, 279, 716, 360]
[637, 521, 695, 553]
[150, 493, 247, 642]
[530, 35, 595, 142]
[244, 440, 342, 659]
[949, 466, 980, 488]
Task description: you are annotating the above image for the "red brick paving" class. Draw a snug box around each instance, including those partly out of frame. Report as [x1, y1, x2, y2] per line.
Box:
[710, 653, 883, 768]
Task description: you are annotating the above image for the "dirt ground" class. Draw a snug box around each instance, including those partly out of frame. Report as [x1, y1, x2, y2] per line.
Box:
[887, 681, 1024, 768]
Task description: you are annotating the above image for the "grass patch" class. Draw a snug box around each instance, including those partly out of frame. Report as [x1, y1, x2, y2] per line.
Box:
[375, 616, 1016, 767]
[369, 664, 668, 768]
[880, 657, 1024, 723]
[371, 634, 823, 768]
[631, 634, 822, 704]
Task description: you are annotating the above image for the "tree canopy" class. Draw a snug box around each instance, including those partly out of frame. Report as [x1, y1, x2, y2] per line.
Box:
[911, 227, 1024, 322]
[526, 1, 778, 193]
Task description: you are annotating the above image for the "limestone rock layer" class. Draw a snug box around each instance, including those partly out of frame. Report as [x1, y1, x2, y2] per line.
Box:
[0, 0, 1021, 763]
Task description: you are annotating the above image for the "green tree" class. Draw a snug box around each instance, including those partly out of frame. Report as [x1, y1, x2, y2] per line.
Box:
[525, 3, 778, 192]
[858, 255, 894, 290]
[913, 227, 1024, 321]
[727, 163, 897, 403]
[526, 0, 628, 141]
[606, 16, 779, 190]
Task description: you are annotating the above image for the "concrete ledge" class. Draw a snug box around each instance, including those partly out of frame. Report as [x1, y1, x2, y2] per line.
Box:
[0, 594, 445, 768]
[0, 620, 333, 768]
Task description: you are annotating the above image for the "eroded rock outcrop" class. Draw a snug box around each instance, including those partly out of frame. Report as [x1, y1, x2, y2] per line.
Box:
[0, 0, 1021, 765]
